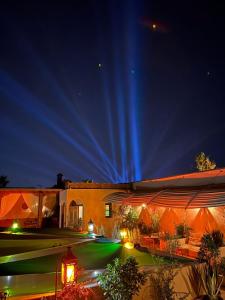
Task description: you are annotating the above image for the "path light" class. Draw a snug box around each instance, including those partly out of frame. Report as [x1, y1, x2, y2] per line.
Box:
[61, 246, 78, 286]
[88, 219, 94, 234]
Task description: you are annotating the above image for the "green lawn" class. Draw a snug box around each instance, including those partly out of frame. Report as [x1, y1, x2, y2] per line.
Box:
[0, 242, 122, 275]
[0, 242, 181, 276]
[0, 230, 90, 256]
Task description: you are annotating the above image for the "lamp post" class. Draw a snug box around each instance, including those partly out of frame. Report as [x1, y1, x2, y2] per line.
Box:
[61, 246, 78, 286]
[88, 219, 94, 234]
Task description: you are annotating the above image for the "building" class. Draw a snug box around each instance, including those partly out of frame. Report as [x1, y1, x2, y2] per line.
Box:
[1, 169, 225, 237]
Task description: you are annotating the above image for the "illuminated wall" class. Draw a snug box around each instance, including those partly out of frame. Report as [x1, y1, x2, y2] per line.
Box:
[0, 190, 59, 228]
[59, 188, 123, 237]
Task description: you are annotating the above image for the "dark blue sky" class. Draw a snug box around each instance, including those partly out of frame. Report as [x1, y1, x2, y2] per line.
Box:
[1, 0, 225, 187]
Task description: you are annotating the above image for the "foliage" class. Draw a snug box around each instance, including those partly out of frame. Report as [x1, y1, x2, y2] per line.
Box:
[182, 264, 204, 298]
[138, 221, 152, 235]
[176, 224, 192, 238]
[201, 262, 223, 300]
[151, 212, 160, 233]
[97, 256, 147, 300]
[195, 152, 216, 172]
[176, 224, 185, 237]
[163, 233, 180, 256]
[0, 175, 9, 188]
[184, 262, 223, 300]
[198, 232, 221, 262]
[211, 230, 224, 248]
[120, 208, 139, 241]
[56, 281, 93, 300]
[148, 264, 188, 300]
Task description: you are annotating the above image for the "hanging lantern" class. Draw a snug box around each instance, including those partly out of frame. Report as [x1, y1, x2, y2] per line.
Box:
[61, 246, 78, 286]
[88, 219, 94, 234]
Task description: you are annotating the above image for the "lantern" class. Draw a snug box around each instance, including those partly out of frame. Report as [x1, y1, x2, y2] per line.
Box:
[88, 219, 94, 234]
[61, 246, 78, 286]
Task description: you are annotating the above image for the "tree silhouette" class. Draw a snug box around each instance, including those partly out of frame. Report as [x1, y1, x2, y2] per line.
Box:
[195, 152, 216, 172]
[0, 176, 9, 188]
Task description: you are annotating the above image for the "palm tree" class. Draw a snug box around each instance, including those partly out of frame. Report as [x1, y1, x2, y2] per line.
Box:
[0, 176, 9, 187]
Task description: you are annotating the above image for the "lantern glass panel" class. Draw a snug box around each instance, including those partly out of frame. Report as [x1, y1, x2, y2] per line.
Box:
[66, 264, 75, 283]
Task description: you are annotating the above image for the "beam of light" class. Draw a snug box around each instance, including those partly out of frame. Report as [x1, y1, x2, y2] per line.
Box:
[110, 13, 128, 183]
[0, 71, 112, 181]
[154, 124, 225, 178]
[0, 117, 89, 180]
[142, 105, 183, 175]
[92, 7, 121, 182]
[3, 21, 118, 182]
[126, 0, 142, 181]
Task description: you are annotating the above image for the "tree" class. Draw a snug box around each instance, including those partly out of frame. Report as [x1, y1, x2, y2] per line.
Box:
[195, 152, 216, 172]
[0, 176, 9, 188]
[98, 257, 147, 300]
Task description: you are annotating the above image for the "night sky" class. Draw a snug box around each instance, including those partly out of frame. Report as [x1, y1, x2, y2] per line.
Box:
[1, 0, 225, 187]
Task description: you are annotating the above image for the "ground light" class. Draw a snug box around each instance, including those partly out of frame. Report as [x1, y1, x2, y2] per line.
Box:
[124, 242, 134, 249]
[10, 220, 20, 233]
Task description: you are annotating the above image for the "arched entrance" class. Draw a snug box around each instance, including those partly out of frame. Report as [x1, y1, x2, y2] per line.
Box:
[68, 200, 83, 228]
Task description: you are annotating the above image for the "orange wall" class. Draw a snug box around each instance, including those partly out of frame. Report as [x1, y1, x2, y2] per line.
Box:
[64, 189, 123, 237]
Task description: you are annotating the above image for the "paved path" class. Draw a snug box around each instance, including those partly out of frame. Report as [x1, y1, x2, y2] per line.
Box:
[0, 239, 93, 264]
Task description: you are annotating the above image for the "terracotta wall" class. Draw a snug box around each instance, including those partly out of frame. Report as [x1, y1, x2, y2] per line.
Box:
[62, 189, 123, 237]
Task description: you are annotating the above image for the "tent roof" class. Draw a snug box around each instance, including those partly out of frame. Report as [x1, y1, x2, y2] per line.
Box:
[112, 189, 225, 209]
[133, 168, 225, 190]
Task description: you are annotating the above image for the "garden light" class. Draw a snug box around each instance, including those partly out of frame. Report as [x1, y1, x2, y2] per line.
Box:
[124, 242, 134, 249]
[10, 220, 20, 233]
[61, 246, 78, 286]
[88, 219, 94, 234]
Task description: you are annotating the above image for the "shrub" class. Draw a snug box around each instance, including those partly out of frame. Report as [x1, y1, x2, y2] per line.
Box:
[148, 264, 188, 300]
[56, 281, 93, 300]
[176, 224, 185, 237]
[97, 257, 147, 300]
[138, 221, 152, 235]
[198, 232, 222, 262]
[212, 230, 224, 248]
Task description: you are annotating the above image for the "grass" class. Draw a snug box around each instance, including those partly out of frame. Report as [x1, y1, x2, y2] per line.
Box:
[0, 242, 122, 275]
[0, 229, 89, 256]
[0, 242, 182, 276]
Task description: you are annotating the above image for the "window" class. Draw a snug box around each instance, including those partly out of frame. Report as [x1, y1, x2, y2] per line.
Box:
[78, 205, 83, 219]
[105, 203, 112, 218]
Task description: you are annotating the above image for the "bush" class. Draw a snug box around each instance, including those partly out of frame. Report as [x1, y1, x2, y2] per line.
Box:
[97, 257, 147, 300]
[56, 281, 93, 300]
[198, 232, 220, 262]
[212, 230, 224, 248]
[138, 221, 152, 235]
[148, 264, 188, 300]
[175, 224, 192, 238]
